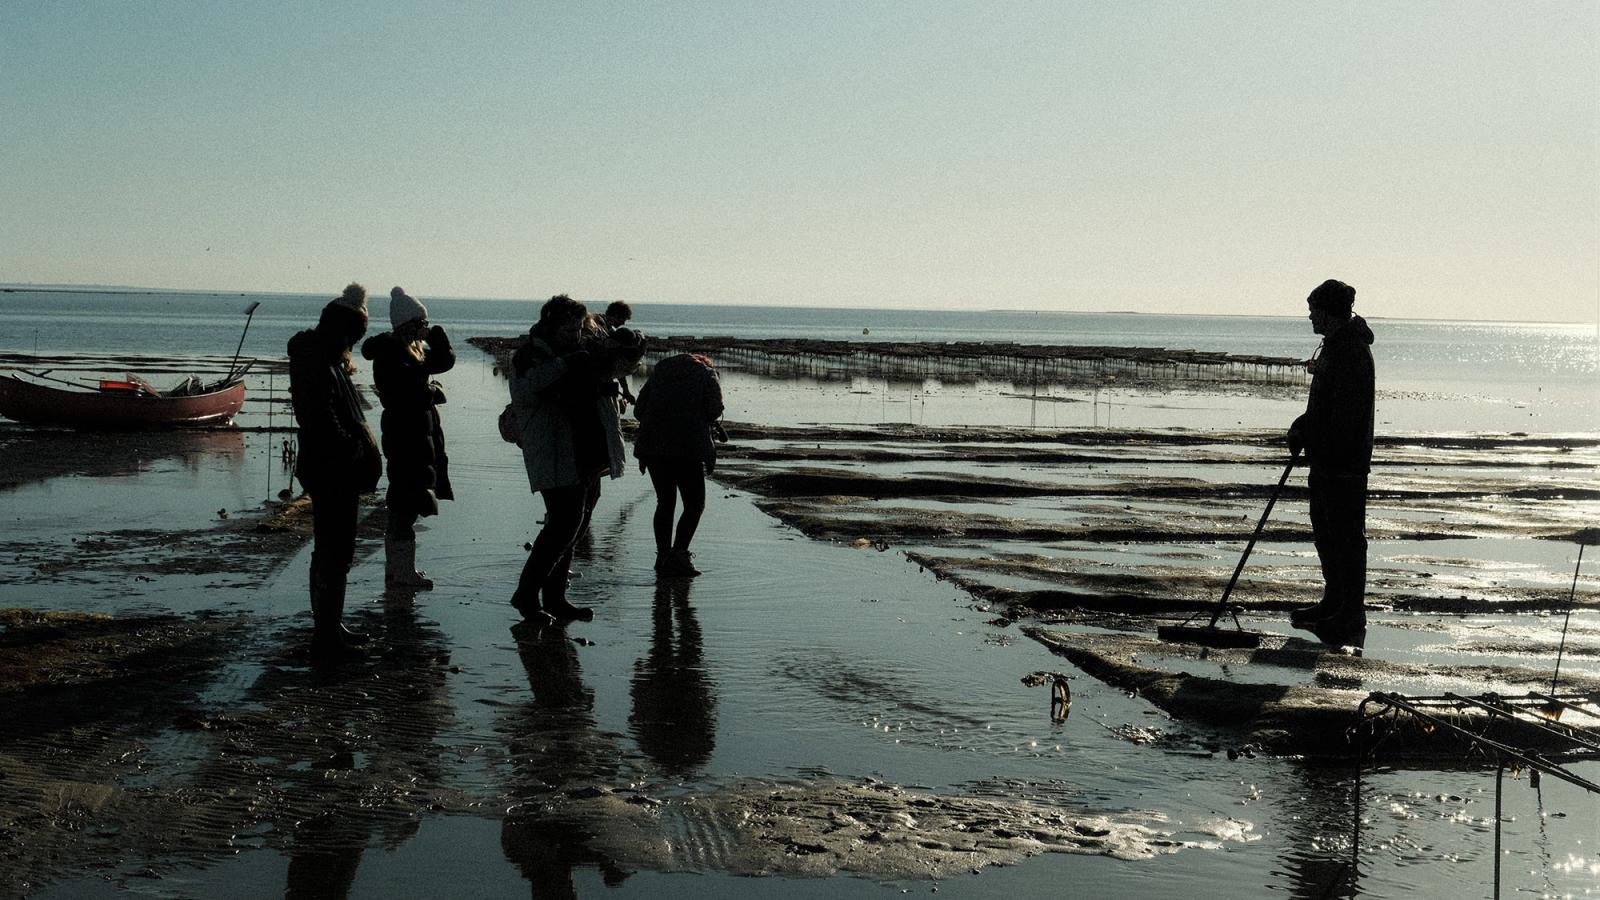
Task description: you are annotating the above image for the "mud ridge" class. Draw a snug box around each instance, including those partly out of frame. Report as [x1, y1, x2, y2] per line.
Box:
[1022, 627, 1600, 759]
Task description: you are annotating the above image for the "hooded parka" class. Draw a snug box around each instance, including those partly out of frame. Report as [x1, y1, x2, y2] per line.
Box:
[509, 334, 626, 493]
[1293, 314, 1375, 477]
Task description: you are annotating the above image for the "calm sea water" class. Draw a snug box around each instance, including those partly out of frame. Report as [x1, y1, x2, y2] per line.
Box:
[3, 288, 1596, 431]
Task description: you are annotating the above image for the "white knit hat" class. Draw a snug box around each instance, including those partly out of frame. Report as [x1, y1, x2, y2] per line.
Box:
[389, 286, 428, 328]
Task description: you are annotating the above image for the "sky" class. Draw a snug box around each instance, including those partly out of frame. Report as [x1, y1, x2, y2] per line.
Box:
[1, 2, 1596, 322]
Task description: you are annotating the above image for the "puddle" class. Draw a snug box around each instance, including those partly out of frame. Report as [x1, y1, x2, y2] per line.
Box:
[1, 352, 1596, 899]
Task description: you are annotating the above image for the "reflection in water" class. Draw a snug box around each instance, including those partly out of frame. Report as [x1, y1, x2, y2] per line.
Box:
[1278, 765, 1361, 900]
[630, 580, 717, 776]
[270, 596, 450, 900]
[501, 622, 630, 897]
[0, 427, 245, 491]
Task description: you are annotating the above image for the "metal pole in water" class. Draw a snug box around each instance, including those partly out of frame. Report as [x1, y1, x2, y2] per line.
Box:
[266, 371, 273, 500]
[1550, 543, 1586, 695]
[1493, 761, 1504, 900]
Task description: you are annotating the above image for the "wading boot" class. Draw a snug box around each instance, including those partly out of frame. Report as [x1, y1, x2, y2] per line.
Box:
[311, 570, 366, 659]
[1309, 602, 1366, 639]
[510, 589, 555, 626]
[1288, 598, 1337, 628]
[659, 549, 700, 578]
[542, 596, 594, 622]
[385, 536, 434, 591]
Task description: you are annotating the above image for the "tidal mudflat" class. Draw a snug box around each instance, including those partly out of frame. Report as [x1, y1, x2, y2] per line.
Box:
[1, 346, 1595, 899]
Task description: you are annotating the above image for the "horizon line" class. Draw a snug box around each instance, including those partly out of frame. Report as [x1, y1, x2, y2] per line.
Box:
[2, 283, 1595, 329]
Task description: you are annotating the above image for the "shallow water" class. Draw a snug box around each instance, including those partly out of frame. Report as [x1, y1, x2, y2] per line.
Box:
[4, 352, 1598, 899]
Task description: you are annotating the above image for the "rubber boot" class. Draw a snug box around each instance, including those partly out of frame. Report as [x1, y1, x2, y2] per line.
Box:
[311, 569, 365, 660]
[385, 536, 434, 591]
[1309, 599, 1366, 638]
[540, 556, 592, 621]
[660, 549, 700, 578]
[1289, 596, 1338, 628]
[542, 596, 594, 622]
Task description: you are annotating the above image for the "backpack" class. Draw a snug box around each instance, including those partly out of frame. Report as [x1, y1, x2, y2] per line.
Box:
[498, 403, 523, 446]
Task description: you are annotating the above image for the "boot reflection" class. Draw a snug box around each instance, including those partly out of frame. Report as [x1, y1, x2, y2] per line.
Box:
[630, 579, 717, 776]
[501, 621, 630, 895]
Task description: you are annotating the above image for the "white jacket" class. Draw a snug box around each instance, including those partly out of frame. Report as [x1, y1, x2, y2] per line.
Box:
[509, 336, 625, 492]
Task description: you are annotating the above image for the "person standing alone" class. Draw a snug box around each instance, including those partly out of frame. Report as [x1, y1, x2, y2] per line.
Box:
[1287, 279, 1375, 637]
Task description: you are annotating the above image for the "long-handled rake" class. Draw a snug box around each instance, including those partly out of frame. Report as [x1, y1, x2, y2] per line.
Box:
[1156, 450, 1300, 649]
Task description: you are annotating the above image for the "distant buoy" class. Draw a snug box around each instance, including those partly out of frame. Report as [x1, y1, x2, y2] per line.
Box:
[862, 327, 870, 335]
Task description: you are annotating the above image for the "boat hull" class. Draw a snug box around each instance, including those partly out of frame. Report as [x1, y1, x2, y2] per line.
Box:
[0, 376, 245, 429]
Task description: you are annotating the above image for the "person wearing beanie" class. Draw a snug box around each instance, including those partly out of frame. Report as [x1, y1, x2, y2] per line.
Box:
[1287, 278, 1376, 639]
[505, 295, 628, 623]
[287, 282, 382, 660]
[361, 286, 455, 591]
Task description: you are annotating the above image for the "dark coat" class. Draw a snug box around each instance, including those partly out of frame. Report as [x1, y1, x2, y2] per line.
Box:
[633, 354, 724, 468]
[360, 327, 456, 507]
[1293, 314, 1375, 477]
[288, 328, 380, 495]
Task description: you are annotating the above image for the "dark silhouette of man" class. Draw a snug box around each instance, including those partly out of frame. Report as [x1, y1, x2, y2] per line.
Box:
[1288, 279, 1375, 637]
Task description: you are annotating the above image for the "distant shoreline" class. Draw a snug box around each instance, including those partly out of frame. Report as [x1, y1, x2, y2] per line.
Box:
[1, 284, 1592, 328]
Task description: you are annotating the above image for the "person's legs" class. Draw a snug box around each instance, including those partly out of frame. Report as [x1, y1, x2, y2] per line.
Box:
[671, 461, 706, 553]
[512, 486, 584, 617]
[647, 462, 678, 562]
[1320, 475, 1368, 628]
[309, 487, 364, 655]
[384, 495, 432, 589]
[542, 477, 599, 620]
[656, 460, 705, 577]
[1291, 473, 1340, 626]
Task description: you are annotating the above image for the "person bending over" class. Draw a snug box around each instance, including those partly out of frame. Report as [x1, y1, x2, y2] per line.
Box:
[634, 353, 724, 577]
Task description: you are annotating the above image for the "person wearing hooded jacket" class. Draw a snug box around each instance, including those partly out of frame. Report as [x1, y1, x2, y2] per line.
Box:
[288, 283, 382, 659]
[506, 295, 628, 623]
[1287, 279, 1376, 637]
[633, 353, 724, 577]
[361, 286, 455, 591]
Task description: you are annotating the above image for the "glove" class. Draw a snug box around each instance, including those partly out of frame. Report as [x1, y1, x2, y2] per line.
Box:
[1287, 416, 1306, 457]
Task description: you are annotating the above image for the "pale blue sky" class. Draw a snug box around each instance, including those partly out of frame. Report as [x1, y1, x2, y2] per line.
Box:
[2, 2, 1595, 321]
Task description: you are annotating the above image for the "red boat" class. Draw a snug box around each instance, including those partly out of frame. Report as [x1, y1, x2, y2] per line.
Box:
[0, 371, 246, 429]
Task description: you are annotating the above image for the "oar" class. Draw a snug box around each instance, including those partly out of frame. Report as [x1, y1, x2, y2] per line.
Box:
[17, 369, 103, 391]
[226, 301, 261, 382]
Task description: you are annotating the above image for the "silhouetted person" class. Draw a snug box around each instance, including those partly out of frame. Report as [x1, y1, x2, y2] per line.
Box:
[507, 296, 627, 622]
[598, 301, 641, 409]
[633, 353, 724, 577]
[1287, 279, 1375, 638]
[630, 580, 716, 775]
[361, 286, 455, 591]
[288, 283, 381, 660]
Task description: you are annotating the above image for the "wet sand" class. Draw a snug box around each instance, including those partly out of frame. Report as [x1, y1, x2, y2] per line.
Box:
[1, 349, 1596, 899]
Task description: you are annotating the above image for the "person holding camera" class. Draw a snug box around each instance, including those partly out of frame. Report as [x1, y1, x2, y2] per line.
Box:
[361, 286, 456, 591]
[507, 295, 629, 622]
